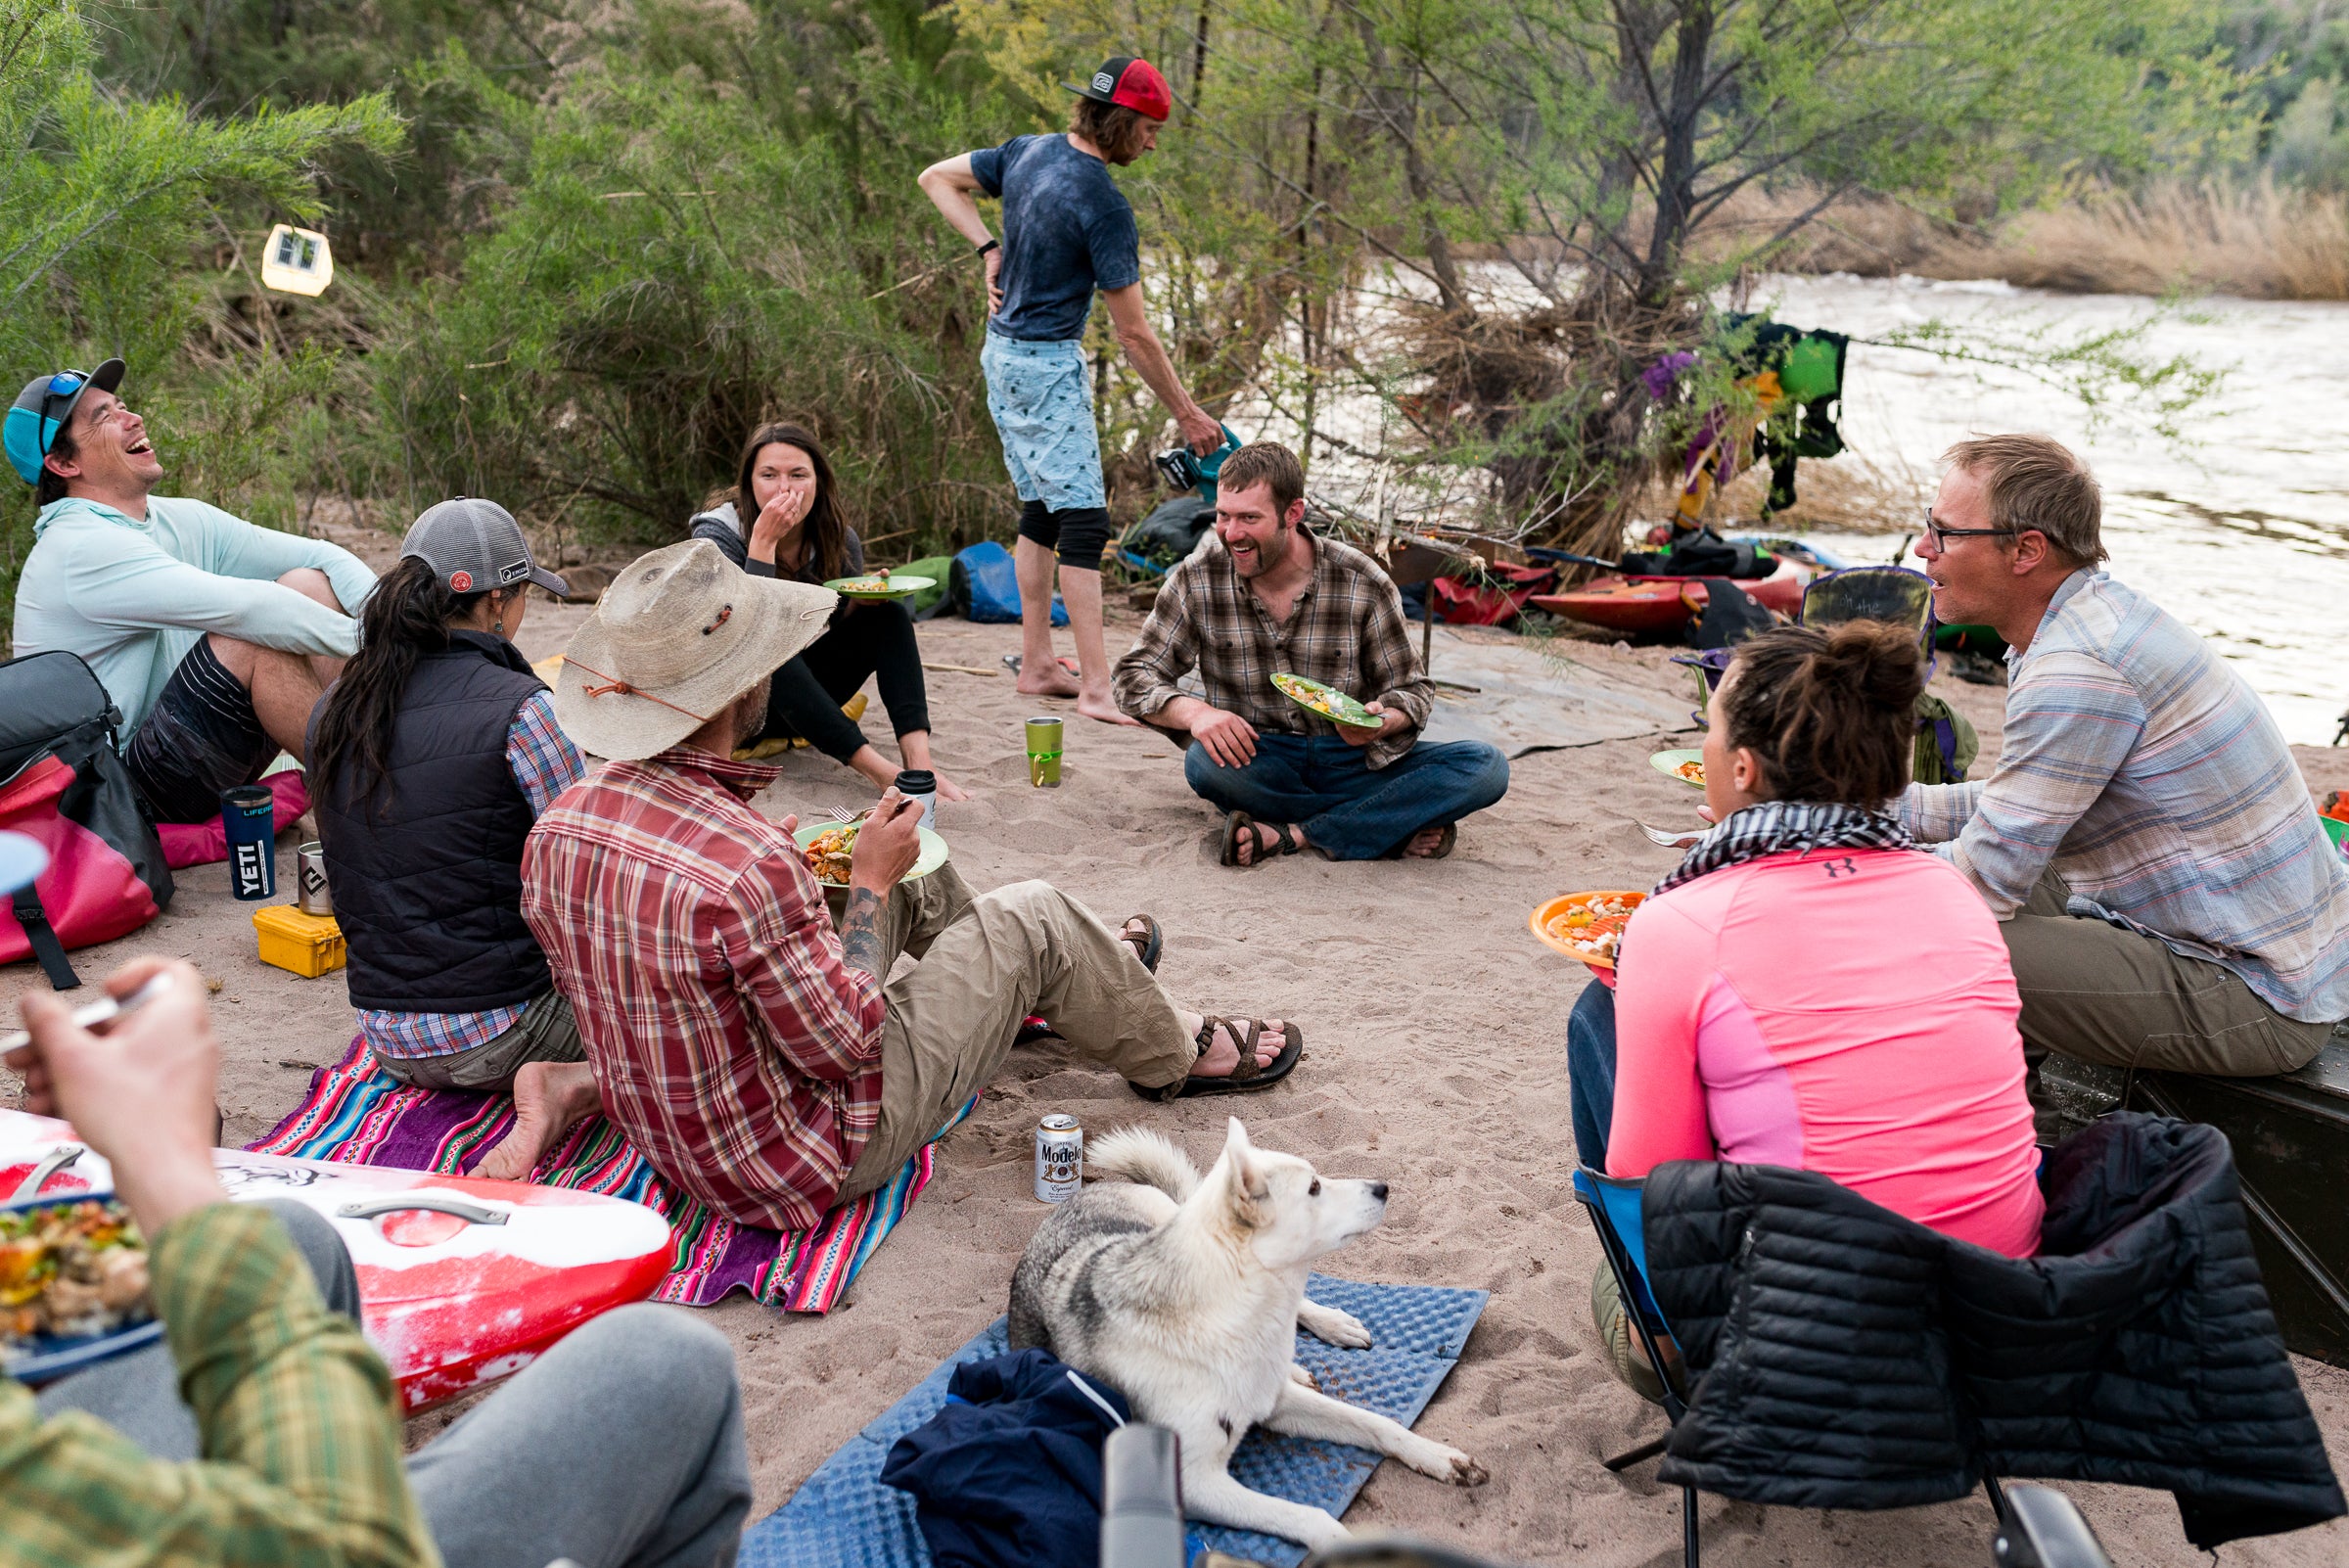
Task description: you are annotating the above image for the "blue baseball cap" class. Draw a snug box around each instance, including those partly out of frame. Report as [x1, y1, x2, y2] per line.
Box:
[0, 831, 49, 895]
[6, 359, 125, 485]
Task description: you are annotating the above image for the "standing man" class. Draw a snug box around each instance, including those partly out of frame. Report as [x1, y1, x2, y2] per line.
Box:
[918, 56, 1222, 726]
[8, 360, 376, 823]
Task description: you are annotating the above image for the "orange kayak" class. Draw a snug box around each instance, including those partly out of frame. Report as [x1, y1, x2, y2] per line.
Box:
[1530, 554, 1814, 634]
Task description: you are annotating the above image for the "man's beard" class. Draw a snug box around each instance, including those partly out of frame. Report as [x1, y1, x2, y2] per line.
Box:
[1230, 523, 1290, 580]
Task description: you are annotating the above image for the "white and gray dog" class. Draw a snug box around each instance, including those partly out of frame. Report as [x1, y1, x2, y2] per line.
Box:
[1008, 1117, 1486, 1547]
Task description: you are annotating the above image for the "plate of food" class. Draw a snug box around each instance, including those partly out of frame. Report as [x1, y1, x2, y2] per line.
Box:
[1650, 749, 1706, 788]
[1530, 890, 1646, 976]
[1270, 671, 1382, 730]
[821, 570, 934, 602]
[792, 818, 949, 888]
[0, 1192, 161, 1385]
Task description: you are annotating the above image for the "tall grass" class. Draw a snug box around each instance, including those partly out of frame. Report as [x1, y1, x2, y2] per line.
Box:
[1711, 179, 2349, 301]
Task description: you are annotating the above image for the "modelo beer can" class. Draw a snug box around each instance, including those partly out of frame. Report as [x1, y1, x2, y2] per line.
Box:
[1035, 1114, 1082, 1203]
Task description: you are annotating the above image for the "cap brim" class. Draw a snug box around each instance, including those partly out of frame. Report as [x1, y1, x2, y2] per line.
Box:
[551, 576, 838, 761]
[528, 566, 571, 598]
[1063, 79, 1113, 102]
[0, 830, 50, 895]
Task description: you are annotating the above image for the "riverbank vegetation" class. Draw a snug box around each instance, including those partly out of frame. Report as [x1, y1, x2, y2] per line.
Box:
[1, 0, 2342, 633]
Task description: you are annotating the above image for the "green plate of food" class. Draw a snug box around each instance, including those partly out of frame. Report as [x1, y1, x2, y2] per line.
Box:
[1650, 749, 1706, 789]
[822, 572, 935, 602]
[792, 818, 949, 888]
[1, 1193, 162, 1385]
[1271, 671, 1381, 730]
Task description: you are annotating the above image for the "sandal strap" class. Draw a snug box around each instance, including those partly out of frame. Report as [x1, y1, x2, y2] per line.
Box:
[1193, 1016, 1268, 1082]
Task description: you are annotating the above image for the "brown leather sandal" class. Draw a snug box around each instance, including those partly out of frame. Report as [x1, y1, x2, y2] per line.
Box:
[1130, 1018, 1305, 1101]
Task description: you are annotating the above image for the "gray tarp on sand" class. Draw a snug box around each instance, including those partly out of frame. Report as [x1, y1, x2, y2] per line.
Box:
[1412, 627, 1693, 758]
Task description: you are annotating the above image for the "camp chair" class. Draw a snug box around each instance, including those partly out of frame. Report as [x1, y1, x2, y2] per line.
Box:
[1800, 565, 1977, 784]
[1575, 1166, 2009, 1568]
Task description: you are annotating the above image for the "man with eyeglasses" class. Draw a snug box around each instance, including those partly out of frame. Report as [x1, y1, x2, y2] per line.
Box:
[7, 361, 377, 823]
[1902, 434, 2349, 1093]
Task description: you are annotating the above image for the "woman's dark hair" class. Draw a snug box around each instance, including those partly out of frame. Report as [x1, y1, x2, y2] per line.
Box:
[1069, 96, 1155, 163]
[31, 423, 75, 508]
[1719, 621, 1925, 807]
[310, 556, 500, 813]
[732, 421, 850, 582]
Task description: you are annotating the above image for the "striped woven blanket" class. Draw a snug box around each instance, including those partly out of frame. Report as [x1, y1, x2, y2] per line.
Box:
[250, 1038, 972, 1313]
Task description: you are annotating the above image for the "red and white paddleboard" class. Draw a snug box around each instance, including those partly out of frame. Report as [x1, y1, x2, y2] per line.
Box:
[0, 1109, 671, 1411]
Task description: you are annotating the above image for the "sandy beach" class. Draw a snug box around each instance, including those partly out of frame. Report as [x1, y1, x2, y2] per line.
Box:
[7, 574, 2347, 1568]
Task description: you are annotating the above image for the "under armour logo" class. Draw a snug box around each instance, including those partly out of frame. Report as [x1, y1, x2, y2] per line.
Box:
[1822, 855, 1860, 879]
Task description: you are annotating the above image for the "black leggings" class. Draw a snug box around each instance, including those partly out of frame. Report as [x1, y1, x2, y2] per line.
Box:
[761, 601, 932, 763]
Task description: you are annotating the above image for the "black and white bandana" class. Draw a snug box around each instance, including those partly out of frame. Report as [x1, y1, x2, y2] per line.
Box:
[1655, 799, 1915, 897]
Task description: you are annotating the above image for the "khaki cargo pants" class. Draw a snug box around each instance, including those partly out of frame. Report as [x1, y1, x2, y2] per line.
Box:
[2004, 870, 2333, 1080]
[838, 864, 1195, 1198]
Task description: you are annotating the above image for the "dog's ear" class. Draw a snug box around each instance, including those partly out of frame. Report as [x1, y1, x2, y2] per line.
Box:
[1221, 1117, 1269, 1211]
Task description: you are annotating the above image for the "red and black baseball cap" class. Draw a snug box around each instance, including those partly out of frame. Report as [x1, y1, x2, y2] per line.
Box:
[1065, 56, 1173, 122]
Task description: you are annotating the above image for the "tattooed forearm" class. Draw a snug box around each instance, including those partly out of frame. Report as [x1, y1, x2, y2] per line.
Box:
[840, 887, 886, 978]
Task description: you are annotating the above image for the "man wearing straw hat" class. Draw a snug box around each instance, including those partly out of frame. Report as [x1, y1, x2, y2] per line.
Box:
[522, 540, 1302, 1234]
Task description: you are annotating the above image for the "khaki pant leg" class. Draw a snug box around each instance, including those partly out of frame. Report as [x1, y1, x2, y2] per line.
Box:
[823, 861, 977, 972]
[2002, 907, 2331, 1078]
[838, 880, 1194, 1198]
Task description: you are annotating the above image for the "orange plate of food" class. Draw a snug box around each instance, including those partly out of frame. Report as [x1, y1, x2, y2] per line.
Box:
[1530, 890, 1646, 977]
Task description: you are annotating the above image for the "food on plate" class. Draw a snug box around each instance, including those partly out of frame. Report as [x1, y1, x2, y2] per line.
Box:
[1675, 760, 1705, 785]
[1543, 893, 1641, 964]
[0, 1199, 152, 1352]
[802, 824, 857, 884]
[1270, 672, 1377, 727]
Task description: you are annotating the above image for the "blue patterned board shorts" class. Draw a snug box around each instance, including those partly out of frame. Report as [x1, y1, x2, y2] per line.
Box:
[981, 332, 1105, 512]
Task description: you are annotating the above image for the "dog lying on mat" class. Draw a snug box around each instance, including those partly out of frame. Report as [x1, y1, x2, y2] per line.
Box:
[1008, 1117, 1486, 1547]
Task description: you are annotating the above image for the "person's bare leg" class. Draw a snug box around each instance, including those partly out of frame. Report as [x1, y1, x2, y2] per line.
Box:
[1014, 537, 1081, 699]
[897, 731, 969, 801]
[1057, 566, 1136, 726]
[1172, 1009, 1284, 1078]
[474, 1061, 602, 1181]
[210, 568, 349, 764]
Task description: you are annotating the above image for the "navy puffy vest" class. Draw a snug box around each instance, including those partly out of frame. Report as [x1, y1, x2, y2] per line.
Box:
[308, 630, 556, 1013]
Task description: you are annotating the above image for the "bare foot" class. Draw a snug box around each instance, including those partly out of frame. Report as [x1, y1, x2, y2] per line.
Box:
[1076, 690, 1139, 727]
[1192, 1018, 1285, 1078]
[1402, 825, 1449, 857]
[474, 1061, 601, 1181]
[1234, 822, 1308, 866]
[1016, 667, 1083, 699]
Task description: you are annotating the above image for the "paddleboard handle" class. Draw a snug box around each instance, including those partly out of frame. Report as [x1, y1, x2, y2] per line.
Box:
[336, 1195, 510, 1226]
[10, 1144, 83, 1203]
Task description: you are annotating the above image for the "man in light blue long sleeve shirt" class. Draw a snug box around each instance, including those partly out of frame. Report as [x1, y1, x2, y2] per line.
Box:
[8, 361, 377, 821]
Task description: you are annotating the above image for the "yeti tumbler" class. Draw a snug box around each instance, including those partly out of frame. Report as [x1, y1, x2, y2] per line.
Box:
[221, 785, 277, 900]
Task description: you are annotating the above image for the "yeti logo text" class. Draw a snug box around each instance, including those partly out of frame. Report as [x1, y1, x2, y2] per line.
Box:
[1093, 71, 1114, 93]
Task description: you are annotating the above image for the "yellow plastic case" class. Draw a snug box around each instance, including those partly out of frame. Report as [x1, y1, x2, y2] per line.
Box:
[253, 904, 345, 978]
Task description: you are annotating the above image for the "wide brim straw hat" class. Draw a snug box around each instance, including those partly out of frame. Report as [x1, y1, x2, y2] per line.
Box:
[554, 539, 838, 761]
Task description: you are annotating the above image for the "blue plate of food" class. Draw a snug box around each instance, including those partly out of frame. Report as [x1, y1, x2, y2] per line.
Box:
[0, 1191, 161, 1385]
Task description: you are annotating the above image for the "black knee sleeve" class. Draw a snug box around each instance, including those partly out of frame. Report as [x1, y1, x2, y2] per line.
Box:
[1015, 498, 1054, 548]
[1049, 506, 1114, 571]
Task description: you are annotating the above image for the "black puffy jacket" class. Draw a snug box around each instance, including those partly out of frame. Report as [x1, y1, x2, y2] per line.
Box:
[1641, 1113, 2345, 1549]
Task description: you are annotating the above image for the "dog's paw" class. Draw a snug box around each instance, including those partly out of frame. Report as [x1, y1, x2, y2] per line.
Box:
[1287, 1363, 1319, 1391]
[1295, 1511, 1351, 1550]
[1299, 1301, 1373, 1349]
[1405, 1437, 1489, 1487]
[1445, 1450, 1491, 1488]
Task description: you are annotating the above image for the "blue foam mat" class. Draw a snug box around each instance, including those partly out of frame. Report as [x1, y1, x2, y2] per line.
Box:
[738, 1273, 1488, 1568]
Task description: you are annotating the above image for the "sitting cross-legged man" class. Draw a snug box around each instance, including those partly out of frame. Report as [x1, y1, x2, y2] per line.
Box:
[7, 957, 753, 1568]
[1906, 435, 2349, 1088]
[1112, 440, 1509, 865]
[8, 361, 377, 823]
[521, 540, 1303, 1234]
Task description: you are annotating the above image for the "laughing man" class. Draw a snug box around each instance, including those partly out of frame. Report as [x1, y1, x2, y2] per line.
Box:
[1113, 441, 1510, 864]
[8, 360, 376, 823]
[1906, 434, 2349, 1083]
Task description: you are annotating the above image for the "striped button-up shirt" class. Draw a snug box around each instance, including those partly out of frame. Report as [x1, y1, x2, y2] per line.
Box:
[1112, 528, 1434, 768]
[521, 748, 885, 1230]
[1901, 571, 2349, 1023]
[0, 1204, 433, 1568]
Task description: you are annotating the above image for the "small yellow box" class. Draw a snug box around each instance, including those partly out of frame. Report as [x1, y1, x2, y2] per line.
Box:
[253, 904, 345, 978]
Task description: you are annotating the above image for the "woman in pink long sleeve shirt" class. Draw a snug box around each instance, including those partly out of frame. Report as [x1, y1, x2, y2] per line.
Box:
[1578, 621, 2042, 1262]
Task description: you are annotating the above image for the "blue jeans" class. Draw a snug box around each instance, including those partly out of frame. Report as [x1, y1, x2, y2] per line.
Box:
[1568, 979, 1619, 1169]
[981, 332, 1105, 511]
[1182, 733, 1509, 860]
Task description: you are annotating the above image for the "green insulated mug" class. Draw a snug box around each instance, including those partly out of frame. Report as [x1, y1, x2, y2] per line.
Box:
[1026, 716, 1064, 788]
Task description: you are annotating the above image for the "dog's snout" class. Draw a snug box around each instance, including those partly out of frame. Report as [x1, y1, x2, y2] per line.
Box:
[1368, 1181, 1389, 1202]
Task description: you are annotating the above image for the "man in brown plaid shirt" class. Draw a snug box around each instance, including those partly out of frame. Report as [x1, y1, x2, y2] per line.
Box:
[1114, 442, 1509, 864]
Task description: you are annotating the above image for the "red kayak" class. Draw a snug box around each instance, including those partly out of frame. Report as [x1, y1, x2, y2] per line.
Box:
[1530, 554, 1814, 634]
[0, 1110, 672, 1411]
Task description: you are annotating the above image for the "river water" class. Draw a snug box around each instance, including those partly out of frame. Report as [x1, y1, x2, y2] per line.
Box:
[1253, 270, 2349, 745]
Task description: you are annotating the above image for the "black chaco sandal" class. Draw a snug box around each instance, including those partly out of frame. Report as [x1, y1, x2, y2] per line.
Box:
[1221, 810, 1301, 868]
[1119, 913, 1164, 973]
[1131, 1018, 1305, 1101]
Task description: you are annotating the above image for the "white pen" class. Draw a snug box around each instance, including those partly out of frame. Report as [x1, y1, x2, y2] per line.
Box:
[0, 972, 176, 1056]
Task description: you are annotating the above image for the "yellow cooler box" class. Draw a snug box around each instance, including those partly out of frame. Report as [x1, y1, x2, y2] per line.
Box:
[253, 904, 345, 978]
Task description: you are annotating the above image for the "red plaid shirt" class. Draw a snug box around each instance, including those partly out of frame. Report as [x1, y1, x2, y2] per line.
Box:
[520, 747, 884, 1230]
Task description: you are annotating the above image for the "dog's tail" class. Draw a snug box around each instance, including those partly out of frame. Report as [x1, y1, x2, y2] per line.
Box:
[1087, 1127, 1200, 1199]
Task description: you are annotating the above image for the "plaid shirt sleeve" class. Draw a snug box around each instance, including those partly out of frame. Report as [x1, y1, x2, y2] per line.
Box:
[1355, 571, 1434, 765]
[0, 1204, 435, 1568]
[505, 691, 587, 816]
[1112, 562, 1204, 722]
[720, 851, 887, 1084]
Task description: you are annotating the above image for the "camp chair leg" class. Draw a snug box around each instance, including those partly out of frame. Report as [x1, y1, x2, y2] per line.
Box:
[1983, 1471, 2008, 1522]
[1681, 1482, 1701, 1568]
[1602, 1432, 1670, 1471]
